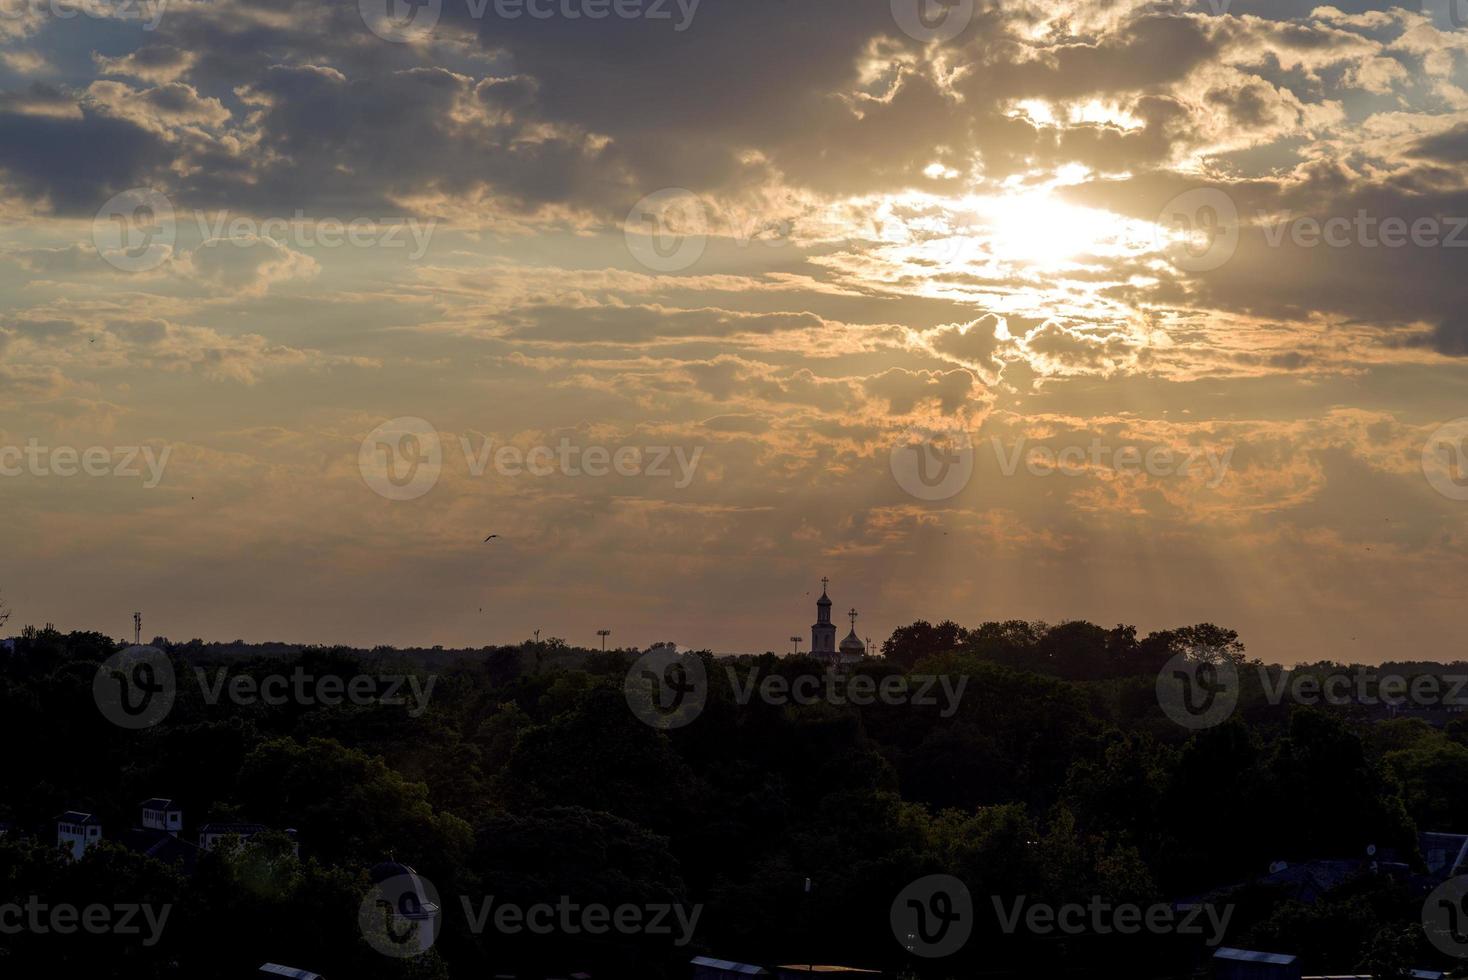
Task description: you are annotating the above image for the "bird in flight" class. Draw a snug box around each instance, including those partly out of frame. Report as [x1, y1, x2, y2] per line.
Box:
[484, 534, 500, 542]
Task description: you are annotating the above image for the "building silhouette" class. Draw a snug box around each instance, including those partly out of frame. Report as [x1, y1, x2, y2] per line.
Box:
[809, 578, 864, 666]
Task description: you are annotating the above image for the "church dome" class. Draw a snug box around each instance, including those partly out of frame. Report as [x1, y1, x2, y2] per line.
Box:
[840, 631, 864, 655]
[817, 592, 832, 607]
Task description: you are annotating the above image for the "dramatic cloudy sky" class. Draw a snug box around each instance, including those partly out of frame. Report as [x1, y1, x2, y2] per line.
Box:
[2, 0, 1467, 660]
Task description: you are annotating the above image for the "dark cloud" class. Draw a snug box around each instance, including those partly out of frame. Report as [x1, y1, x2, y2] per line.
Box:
[0, 104, 172, 212]
[1411, 123, 1468, 163]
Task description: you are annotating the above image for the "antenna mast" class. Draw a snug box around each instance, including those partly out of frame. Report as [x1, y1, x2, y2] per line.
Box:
[133, 612, 141, 645]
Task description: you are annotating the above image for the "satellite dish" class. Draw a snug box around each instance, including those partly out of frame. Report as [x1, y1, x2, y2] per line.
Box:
[1269, 861, 1287, 874]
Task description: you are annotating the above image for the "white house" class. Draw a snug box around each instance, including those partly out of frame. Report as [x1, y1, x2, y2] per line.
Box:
[140, 798, 183, 836]
[56, 811, 102, 861]
[198, 822, 269, 851]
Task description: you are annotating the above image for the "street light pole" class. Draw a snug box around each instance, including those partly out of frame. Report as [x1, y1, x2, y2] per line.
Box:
[596, 629, 611, 651]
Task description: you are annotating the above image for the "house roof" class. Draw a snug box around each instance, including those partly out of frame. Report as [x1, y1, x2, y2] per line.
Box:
[259, 965, 324, 980]
[199, 822, 268, 834]
[1214, 948, 1297, 965]
[56, 811, 99, 825]
[119, 829, 200, 872]
[691, 957, 769, 975]
[139, 798, 178, 811]
[1255, 859, 1363, 903]
[1420, 832, 1468, 875]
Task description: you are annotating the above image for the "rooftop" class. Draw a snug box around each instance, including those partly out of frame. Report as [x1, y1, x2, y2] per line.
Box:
[56, 811, 99, 825]
[691, 957, 768, 976]
[1214, 948, 1297, 965]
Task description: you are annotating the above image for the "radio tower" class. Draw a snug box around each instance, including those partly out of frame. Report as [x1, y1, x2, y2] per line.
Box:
[133, 612, 142, 645]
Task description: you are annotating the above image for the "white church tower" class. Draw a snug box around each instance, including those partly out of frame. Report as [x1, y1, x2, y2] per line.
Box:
[811, 578, 836, 657]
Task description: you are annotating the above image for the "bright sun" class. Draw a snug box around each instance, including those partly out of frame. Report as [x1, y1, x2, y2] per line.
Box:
[978, 190, 1129, 269]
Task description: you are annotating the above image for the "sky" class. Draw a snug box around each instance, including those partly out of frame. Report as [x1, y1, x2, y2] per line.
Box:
[1, 0, 1467, 662]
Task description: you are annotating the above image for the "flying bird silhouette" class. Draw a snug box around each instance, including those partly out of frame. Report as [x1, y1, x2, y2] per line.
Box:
[483, 534, 500, 542]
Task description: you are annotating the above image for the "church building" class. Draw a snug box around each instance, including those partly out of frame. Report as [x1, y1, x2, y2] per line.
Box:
[809, 578, 866, 666]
